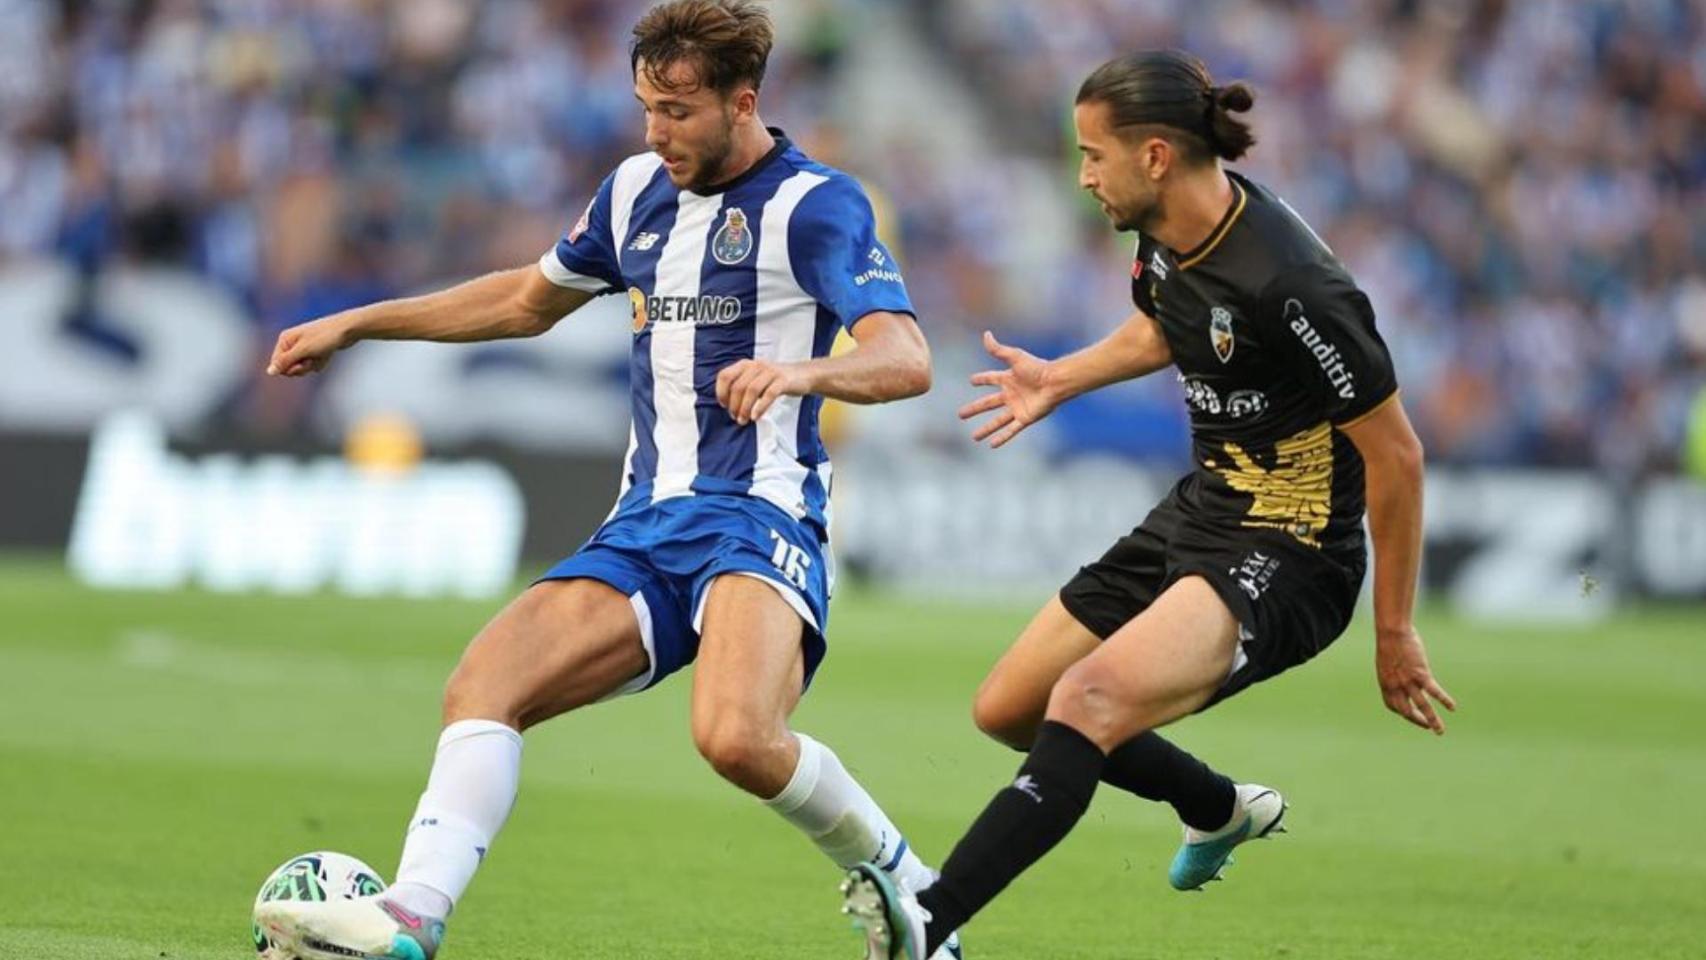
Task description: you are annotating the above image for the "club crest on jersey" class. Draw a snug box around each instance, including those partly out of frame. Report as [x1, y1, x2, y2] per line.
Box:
[712, 207, 753, 265]
[1210, 306, 1235, 363]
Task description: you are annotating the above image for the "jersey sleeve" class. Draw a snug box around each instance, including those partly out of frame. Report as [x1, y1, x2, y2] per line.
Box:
[539, 172, 622, 294]
[788, 175, 915, 330]
[1261, 264, 1398, 425]
[1129, 234, 1158, 316]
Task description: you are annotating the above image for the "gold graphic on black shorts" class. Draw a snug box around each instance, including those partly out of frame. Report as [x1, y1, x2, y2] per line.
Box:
[1217, 421, 1333, 546]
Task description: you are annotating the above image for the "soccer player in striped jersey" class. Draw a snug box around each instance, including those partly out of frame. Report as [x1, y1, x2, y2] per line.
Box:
[254, 3, 960, 958]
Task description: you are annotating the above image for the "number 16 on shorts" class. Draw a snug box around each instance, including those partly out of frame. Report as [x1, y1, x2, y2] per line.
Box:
[768, 530, 812, 590]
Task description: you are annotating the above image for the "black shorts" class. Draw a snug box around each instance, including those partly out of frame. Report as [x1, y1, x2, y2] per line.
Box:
[1058, 488, 1366, 709]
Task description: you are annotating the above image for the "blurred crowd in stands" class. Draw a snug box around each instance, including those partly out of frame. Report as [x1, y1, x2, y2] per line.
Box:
[1, 0, 1701, 472]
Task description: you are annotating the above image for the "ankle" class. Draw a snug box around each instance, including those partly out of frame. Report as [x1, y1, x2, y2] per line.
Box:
[388, 881, 452, 919]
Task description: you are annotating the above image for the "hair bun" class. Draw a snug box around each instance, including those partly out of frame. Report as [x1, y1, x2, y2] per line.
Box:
[1215, 82, 1255, 113]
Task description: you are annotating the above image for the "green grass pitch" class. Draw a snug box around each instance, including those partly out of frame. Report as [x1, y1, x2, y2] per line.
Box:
[1, 554, 1701, 958]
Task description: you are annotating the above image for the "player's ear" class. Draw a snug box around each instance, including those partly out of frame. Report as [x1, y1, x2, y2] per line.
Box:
[1142, 137, 1171, 182]
[730, 85, 758, 124]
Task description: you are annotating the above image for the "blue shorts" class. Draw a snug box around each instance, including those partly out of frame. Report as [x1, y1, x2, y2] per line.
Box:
[538, 494, 833, 697]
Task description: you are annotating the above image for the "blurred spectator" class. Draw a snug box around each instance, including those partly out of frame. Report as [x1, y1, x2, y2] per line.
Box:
[1, 0, 1699, 472]
[924, 0, 1705, 472]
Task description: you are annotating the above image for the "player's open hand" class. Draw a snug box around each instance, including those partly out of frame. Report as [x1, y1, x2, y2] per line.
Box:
[1375, 627, 1456, 735]
[266, 316, 352, 377]
[958, 331, 1059, 448]
[716, 359, 811, 426]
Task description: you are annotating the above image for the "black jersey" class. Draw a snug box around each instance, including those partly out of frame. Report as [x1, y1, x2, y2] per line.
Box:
[1131, 172, 1398, 555]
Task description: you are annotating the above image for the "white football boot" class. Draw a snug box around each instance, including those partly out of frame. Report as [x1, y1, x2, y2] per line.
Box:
[255, 895, 445, 960]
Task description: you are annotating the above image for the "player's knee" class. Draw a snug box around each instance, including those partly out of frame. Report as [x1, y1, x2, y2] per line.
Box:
[1048, 660, 1139, 747]
[971, 687, 1038, 751]
[692, 716, 783, 789]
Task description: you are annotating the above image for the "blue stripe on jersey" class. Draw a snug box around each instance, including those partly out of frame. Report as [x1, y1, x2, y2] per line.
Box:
[796, 302, 842, 526]
[618, 169, 679, 500]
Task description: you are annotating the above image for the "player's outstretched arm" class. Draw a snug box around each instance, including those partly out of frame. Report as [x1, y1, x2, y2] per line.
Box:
[265, 266, 595, 377]
[1340, 395, 1457, 735]
[959, 309, 1171, 448]
[715, 310, 930, 426]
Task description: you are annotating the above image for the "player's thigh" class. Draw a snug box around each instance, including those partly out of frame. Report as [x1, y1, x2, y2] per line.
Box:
[973, 595, 1102, 748]
[445, 578, 648, 730]
[690, 573, 807, 739]
[1048, 575, 1240, 748]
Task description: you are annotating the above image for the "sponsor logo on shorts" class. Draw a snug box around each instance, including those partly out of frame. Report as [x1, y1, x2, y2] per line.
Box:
[1230, 550, 1280, 601]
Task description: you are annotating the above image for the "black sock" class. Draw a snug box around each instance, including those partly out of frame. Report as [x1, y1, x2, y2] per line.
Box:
[916, 721, 1105, 954]
[1100, 732, 1236, 832]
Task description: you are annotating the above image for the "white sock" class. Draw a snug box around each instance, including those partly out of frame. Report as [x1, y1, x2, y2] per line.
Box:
[763, 732, 937, 894]
[393, 719, 523, 915]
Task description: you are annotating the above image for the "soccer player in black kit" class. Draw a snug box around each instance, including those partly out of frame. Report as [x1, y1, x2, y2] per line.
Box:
[838, 50, 1458, 959]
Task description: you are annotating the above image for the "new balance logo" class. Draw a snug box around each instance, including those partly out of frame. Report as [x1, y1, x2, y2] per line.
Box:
[1012, 774, 1043, 803]
[628, 232, 661, 251]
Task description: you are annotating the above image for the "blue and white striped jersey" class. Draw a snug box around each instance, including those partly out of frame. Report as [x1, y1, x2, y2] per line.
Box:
[538, 131, 913, 535]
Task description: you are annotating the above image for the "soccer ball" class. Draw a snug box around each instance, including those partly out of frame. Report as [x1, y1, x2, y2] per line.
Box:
[251, 851, 388, 958]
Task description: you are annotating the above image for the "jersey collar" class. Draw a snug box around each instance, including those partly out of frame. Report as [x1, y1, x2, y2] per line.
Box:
[1175, 173, 1247, 270]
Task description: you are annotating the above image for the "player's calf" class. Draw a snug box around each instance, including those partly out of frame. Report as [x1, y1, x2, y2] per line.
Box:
[970, 687, 1042, 752]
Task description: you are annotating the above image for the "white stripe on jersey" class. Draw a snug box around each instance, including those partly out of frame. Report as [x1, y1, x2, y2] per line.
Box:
[612, 154, 664, 271]
[537, 248, 603, 291]
[649, 191, 722, 501]
[610, 420, 640, 522]
[749, 170, 829, 519]
[611, 155, 663, 498]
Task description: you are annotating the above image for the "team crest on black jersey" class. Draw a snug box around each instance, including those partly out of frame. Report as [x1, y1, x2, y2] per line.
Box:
[712, 207, 753, 265]
[1210, 306, 1236, 363]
